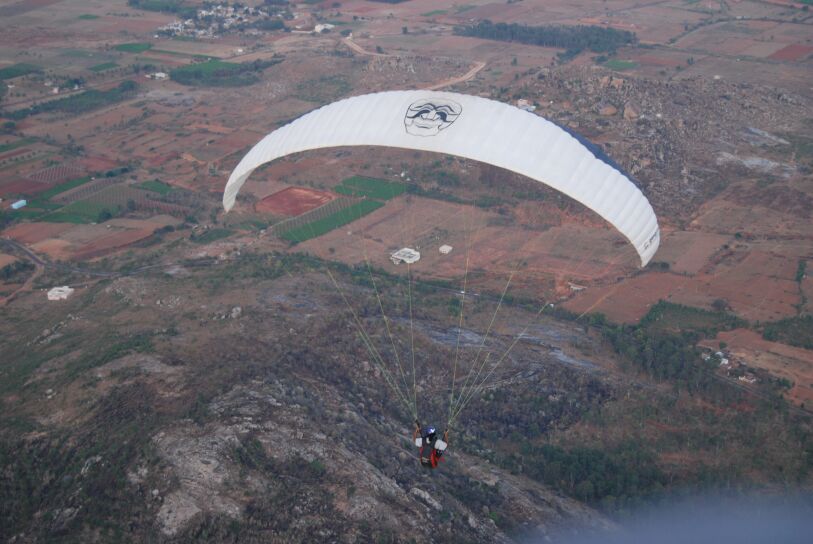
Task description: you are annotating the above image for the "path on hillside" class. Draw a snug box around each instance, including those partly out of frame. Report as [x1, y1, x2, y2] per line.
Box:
[342, 36, 390, 57]
[342, 36, 485, 90]
[424, 60, 486, 91]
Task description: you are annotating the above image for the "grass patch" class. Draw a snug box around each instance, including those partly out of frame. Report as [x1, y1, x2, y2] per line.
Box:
[60, 49, 98, 58]
[138, 180, 173, 194]
[280, 200, 384, 243]
[114, 42, 153, 53]
[191, 228, 234, 244]
[0, 137, 36, 154]
[89, 62, 119, 72]
[41, 200, 110, 223]
[334, 176, 407, 200]
[78, 14, 99, 20]
[150, 49, 198, 58]
[26, 198, 62, 210]
[639, 301, 746, 336]
[0, 63, 40, 80]
[37, 176, 92, 200]
[421, 9, 447, 16]
[604, 59, 638, 71]
[9, 209, 47, 221]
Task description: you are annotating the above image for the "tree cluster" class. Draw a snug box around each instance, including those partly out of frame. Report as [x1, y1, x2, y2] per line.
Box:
[169, 58, 281, 87]
[3, 80, 138, 120]
[126, 0, 196, 19]
[454, 20, 637, 55]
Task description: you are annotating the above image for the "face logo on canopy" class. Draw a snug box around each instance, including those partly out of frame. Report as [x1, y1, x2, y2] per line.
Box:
[404, 99, 462, 137]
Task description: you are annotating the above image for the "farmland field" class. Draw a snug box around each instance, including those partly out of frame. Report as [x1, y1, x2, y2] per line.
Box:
[192, 228, 234, 244]
[114, 43, 153, 53]
[256, 186, 335, 216]
[334, 176, 408, 201]
[37, 176, 92, 200]
[89, 62, 119, 72]
[0, 138, 37, 154]
[280, 200, 385, 243]
[0, 63, 39, 80]
[42, 200, 110, 223]
[138, 180, 174, 194]
[604, 59, 638, 71]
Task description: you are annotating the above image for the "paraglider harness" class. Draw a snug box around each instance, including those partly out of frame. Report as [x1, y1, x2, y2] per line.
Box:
[413, 421, 449, 469]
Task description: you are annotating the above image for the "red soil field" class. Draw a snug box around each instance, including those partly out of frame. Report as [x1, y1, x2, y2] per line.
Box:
[769, 44, 813, 61]
[3, 222, 68, 244]
[563, 272, 687, 323]
[564, 249, 801, 324]
[634, 55, 684, 68]
[69, 229, 155, 260]
[0, 177, 49, 197]
[146, 152, 179, 168]
[80, 156, 119, 172]
[255, 186, 336, 216]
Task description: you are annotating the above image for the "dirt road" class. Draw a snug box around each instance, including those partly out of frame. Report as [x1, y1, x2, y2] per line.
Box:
[342, 36, 486, 90]
[423, 61, 486, 91]
[342, 36, 390, 58]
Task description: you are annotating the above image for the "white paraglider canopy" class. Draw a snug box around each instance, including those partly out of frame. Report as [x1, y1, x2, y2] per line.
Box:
[222, 90, 659, 266]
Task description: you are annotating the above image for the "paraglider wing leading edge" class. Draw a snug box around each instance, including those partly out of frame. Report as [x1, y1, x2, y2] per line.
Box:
[222, 91, 660, 266]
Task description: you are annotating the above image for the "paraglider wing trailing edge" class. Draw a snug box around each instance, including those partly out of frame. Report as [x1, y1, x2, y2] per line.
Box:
[222, 91, 660, 266]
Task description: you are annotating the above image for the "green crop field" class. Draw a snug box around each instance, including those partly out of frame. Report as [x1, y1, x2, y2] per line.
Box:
[9, 209, 47, 221]
[0, 138, 36, 154]
[150, 49, 191, 57]
[0, 63, 40, 80]
[280, 200, 384, 243]
[604, 59, 638, 71]
[42, 200, 109, 223]
[172, 59, 238, 75]
[61, 49, 98, 58]
[114, 43, 153, 53]
[334, 176, 407, 200]
[89, 62, 119, 72]
[192, 228, 234, 244]
[26, 199, 62, 211]
[37, 176, 92, 200]
[421, 10, 448, 16]
[138, 180, 174, 194]
[169, 59, 265, 87]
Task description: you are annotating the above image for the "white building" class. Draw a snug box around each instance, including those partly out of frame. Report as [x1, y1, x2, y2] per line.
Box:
[391, 248, 420, 265]
[517, 99, 536, 112]
[47, 286, 74, 301]
[11, 199, 27, 210]
[439, 244, 453, 255]
[314, 23, 335, 33]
